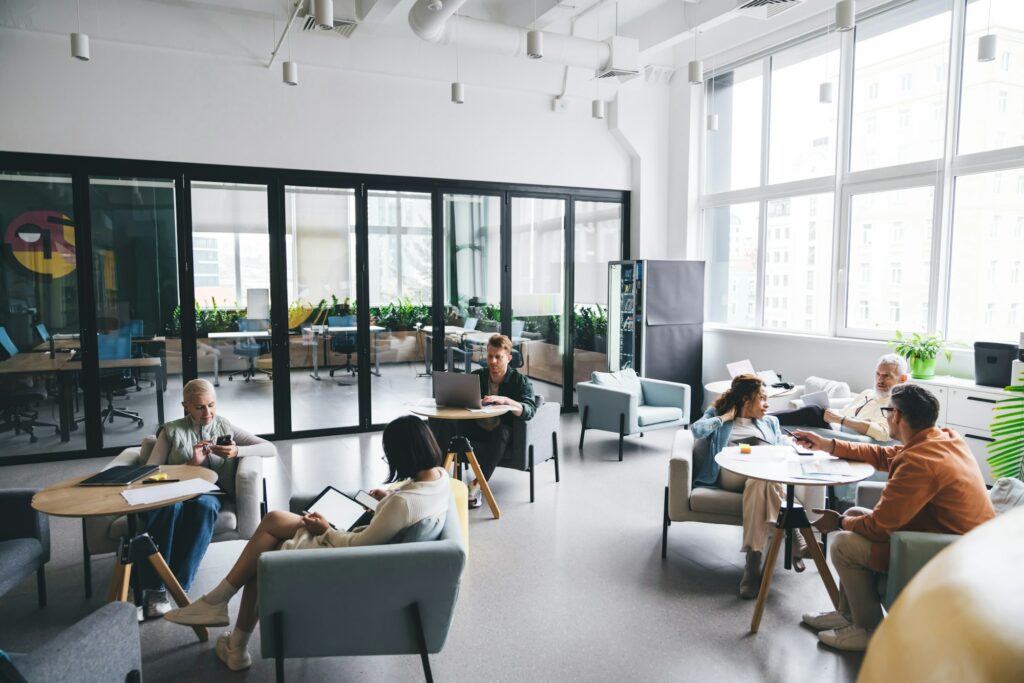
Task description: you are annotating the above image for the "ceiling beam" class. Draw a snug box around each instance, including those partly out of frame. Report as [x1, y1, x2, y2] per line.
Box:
[620, 0, 740, 57]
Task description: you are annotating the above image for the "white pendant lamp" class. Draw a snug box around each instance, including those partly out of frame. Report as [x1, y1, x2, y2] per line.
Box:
[836, 1, 855, 32]
[314, 0, 334, 30]
[706, 113, 719, 132]
[978, 1, 997, 62]
[283, 60, 299, 85]
[592, 98, 606, 119]
[451, 11, 464, 103]
[688, 60, 703, 85]
[527, 30, 544, 59]
[819, 81, 835, 104]
[70, 0, 89, 61]
[71, 32, 90, 61]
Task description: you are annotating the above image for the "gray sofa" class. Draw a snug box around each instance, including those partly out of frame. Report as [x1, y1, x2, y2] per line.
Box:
[0, 489, 49, 608]
[81, 437, 271, 597]
[6, 602, 141, 683]
[260, 492, 466, 682]
[497, 394, 561, 502]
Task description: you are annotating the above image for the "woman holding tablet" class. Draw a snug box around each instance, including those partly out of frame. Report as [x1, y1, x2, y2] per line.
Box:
[163, 415, 449, 671]
[690, 374, 820, 599]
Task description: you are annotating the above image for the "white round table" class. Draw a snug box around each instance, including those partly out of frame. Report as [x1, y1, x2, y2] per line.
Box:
[704, 380, 799, 412]
[715, 445, 875, 634]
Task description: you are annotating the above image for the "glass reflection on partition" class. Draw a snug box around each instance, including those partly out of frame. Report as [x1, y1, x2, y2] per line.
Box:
[367, 190, 433, 425]
[0, 172, 78, 458]
[190, 181, 274, 435]
[442, 194, 501, 374]
[572, 201, 621, 405]
[90, 177, 181, 448]
[512, 196, 565, 405]
[285, 185, 359, 432]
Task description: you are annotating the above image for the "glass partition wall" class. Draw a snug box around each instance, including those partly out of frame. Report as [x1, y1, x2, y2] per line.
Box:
[0, 154, 626, 463]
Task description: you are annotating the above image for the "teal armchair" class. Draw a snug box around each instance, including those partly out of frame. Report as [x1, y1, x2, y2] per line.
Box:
[577, 371, 690, 461]
[259, 492, 466, 683]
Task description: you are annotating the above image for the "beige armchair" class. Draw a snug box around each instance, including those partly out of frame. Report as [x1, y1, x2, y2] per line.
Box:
[662, 429, 823, 559]
[80, 436, 272, 597]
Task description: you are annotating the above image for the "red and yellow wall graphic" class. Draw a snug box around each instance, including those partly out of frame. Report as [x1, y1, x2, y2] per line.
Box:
[4, 210, 77, 279]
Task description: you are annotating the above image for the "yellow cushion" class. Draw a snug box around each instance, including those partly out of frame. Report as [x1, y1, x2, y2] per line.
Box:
[859, 506, 1024, 682]
[448, 478, 470, 559]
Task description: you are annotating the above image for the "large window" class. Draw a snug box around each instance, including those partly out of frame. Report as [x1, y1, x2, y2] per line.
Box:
[701, 0, 1024, 346]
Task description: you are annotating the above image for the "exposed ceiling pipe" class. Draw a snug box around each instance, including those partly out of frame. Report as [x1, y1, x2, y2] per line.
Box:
[408, 0, 611, 71]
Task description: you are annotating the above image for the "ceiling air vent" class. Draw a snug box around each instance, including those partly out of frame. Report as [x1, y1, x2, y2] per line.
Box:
[596, 36, 640, 80]
[298, 0, 358, 37]
[736, 0, 805, 20]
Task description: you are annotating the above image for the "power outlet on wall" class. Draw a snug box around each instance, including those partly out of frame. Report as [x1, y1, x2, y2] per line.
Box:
[552, 97, 568, 113]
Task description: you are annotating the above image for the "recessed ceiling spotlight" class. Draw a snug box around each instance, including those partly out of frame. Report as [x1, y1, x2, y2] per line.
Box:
[427, 0, 443, 11]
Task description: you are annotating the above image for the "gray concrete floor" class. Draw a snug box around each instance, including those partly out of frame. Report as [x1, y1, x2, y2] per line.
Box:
[0, 416, 861, 682]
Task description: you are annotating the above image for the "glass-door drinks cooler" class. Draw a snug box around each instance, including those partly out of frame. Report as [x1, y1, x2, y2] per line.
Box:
[608, 261, 643, 372]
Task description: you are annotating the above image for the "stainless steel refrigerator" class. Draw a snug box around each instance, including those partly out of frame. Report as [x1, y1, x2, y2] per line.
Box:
[608, 259, 705, 421]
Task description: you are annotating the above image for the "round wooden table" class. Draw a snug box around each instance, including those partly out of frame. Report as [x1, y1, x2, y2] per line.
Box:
[32, 465, 219, 641]
[410, 404, 512, 519]
[715, 446, 875, 634]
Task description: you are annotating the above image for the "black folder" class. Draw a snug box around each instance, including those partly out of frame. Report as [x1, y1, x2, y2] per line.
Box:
[78, 465, 159, 487]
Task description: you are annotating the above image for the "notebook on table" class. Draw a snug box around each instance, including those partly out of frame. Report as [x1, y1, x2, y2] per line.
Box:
[79, 465, 159, 487]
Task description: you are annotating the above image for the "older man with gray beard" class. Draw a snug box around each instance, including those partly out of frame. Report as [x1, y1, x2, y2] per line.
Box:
[773, 354, 909, 442]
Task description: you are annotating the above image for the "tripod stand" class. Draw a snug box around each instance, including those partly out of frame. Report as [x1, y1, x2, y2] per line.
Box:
[443, 435, 501, 519]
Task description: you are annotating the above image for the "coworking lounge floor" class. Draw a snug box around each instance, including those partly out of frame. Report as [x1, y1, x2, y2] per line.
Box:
[0, 414, 863, 683]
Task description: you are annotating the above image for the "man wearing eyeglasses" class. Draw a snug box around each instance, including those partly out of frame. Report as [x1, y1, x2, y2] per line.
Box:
[791, 383, 994, 653]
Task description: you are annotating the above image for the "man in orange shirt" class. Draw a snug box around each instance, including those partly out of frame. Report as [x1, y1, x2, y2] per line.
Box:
[793, 383, 995, 652]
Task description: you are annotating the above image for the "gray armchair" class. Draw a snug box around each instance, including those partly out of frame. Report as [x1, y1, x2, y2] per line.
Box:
[662, 430, 824, 559]
[5, 602, 141, 683]
[260, 493, 466, 683]
[81, 437, 272, 597]
[498, 395, 560, 502]
[0, 489, 50, 608]
[577, 371, 690, 461]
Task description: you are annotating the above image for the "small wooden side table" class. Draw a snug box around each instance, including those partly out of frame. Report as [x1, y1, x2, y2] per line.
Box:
[409, 404, 512, 520]
[32, 465, 219, 642]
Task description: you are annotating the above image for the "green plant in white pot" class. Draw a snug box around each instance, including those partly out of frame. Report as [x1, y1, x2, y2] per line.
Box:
[986, 369, 1024, 481]
[888, 331, 951, 380]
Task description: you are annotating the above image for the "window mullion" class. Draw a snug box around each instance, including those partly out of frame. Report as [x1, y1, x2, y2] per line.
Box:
[757, 56, 772, 329]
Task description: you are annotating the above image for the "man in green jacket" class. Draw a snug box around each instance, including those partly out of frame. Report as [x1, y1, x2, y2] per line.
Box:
[436, 334, 536, 507]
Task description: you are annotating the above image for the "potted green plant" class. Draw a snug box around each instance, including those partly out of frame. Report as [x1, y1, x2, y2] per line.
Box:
[888, 330, 951, 379]
[986, 370, 1024, 481]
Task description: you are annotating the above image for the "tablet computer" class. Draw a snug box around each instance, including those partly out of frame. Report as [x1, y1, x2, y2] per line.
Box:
[304, 486, 375, 531]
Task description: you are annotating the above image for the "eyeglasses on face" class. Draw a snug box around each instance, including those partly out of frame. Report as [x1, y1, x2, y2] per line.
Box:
[880, 406, 897, 417]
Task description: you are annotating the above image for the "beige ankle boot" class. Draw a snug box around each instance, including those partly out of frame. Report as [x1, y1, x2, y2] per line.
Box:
[739, 550, 762, 599]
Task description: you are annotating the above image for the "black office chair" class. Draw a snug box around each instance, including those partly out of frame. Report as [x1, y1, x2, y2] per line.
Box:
[128, 319, 155, 391]
[327, 315, 358, 381]
[0, 327, 59, 443]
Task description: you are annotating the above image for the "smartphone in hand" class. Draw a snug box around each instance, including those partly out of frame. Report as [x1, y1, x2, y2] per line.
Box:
[215, 434, 233, 446]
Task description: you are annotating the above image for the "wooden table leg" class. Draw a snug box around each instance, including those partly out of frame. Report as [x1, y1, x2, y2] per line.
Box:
[443, 452, 456, 475]
[750, 528, 785, 634]
[108, 561, 132, 603]
[800, 526, 841, 609]
[464, 449, 501, 520]
[149, 553, 209, 642]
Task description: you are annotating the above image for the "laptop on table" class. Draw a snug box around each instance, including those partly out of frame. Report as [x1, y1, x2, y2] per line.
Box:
[432, 372, 482, 409]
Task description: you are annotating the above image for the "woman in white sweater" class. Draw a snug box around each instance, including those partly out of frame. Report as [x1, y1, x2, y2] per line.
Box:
[163, 415, 449, 671]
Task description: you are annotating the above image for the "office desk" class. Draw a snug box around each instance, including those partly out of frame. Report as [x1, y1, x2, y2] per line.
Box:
[302, 325, 386, 380]
[419, 326, 470, 376]
[33, 336, 167, 353]
[0, 353, 77, 441]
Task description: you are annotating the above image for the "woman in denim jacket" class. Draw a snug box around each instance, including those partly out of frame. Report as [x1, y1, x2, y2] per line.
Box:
[691, 374, 817, 598]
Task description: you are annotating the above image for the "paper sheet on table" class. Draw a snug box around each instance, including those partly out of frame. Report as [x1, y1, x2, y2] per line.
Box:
[467, 406, 503, 414]
[727, 359, 756, 378]
[121, 478, 219, 506]
[801, 390, 830, 410]
[801, 460, 853, 475]
[728, 445, 790, 462]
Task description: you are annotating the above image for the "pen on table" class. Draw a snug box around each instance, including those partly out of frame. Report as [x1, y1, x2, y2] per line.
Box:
[142, 479, 181, 484]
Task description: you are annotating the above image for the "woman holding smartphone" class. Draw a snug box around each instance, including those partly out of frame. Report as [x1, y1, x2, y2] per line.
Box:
[138, 378, 275, 618]
[163, 415, 449, 672]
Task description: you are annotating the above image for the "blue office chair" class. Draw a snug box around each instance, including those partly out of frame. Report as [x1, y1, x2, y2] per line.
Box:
[34, 323, 50, 343]
[127, 319, 156, 391]
[95, 325, 144, 428]
[327, 315, 358, 380]
[229, 319, 272, 382]
[0, 326, 59, 443]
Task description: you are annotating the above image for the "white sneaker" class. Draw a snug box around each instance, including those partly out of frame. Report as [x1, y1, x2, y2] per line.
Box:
[818, 624, 872, 652]
[163, 596, 229, 627]
[467, 484, 482, 509]
[216, 632, 253, 671]
[802, 610, 851, 632]
[144, 589, 172, 620]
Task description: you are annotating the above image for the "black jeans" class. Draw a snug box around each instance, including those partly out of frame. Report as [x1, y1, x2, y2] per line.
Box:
[770, 405, 829, 429]
[430, 419, 512, 481]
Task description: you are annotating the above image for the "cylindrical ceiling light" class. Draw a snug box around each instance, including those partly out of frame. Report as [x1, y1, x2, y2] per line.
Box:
[527, 30, 543, 59]
[70, 32, 90, 61]
[314, 0, 334, 29]
[706, 113, 719, 132]
[451, 81, 465, 104]
[978, 34, 997, 62]
[688, 60, 703, 85]
[283, 60, 299, 85]
[819, 81, 835, 104]
[836, 1, 855, 32]
[592, 99, 606, 119]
